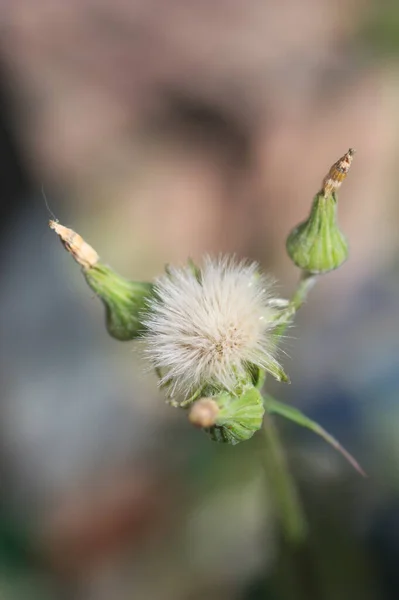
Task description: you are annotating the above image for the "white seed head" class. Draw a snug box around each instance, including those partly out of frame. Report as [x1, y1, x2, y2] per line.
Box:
[143, 256, 283, 399]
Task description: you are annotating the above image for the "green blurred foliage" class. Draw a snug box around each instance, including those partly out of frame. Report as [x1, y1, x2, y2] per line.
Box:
[361, 0, 399, 56]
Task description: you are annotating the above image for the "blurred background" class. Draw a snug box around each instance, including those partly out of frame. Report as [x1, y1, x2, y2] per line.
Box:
[1, 0, 399, 598]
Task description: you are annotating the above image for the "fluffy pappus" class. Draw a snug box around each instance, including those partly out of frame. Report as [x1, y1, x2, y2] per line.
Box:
[142, 256, 285, 401]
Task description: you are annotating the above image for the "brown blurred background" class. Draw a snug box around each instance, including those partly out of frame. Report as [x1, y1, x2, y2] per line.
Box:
[1, 1, 399, 599]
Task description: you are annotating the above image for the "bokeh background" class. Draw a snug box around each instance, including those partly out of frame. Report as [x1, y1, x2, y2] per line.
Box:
[1, 1, 399, 598]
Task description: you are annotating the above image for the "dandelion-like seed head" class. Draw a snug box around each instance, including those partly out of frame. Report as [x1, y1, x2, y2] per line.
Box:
[143, 256, 285, 401]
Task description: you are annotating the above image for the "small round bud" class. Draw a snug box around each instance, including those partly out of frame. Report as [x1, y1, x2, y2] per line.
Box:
[188, 398, 220, 428]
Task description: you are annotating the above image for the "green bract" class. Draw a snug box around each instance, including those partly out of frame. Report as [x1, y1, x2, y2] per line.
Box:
[84, 264, 153, 341]
[204, 386, 265, 445]
[286, 192, 348, 274]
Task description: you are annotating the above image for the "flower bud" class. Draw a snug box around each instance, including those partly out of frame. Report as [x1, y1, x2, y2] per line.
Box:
[49, 220, 153, 341]
[286, 192, 348, 274]
[204, 386, 265, 445]
[189, 398, 220, 428]
[49, 221, 99, 269]
[84, 265, 153, 341]
[286, 149, 354, 275]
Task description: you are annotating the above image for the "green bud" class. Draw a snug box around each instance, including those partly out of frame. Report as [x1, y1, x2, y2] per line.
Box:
[84, 264, 153, 341]
[286, 192, 348, 274]
[188, 397, 220, 428]
[200, 386, 265, 445]
[49, 220, 153, 340]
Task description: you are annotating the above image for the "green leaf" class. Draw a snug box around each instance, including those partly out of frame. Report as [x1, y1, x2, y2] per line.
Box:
[263, 394, 366, 477]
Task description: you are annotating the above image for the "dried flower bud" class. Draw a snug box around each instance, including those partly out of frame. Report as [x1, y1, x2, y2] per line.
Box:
[321, 148, 355, 198]
[49, 221, 99, 269]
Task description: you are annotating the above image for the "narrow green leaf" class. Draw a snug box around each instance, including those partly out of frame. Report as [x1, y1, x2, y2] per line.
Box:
[263, 394, 366, 477]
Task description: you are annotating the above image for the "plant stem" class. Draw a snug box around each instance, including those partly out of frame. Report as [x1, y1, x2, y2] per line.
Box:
[290, 270, 317, 311]
[274, 270, 317, 338]
[260, 272, 318, 542]
[261, 409, 307, 544]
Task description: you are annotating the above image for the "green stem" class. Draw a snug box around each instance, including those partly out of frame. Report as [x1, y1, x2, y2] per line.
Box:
[290, 270, 317, 311]
[259, 270, 317, 542]
[261, 409, 307, 544]
[274, 270, 317, 338]
[260, 271, 315, 541]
